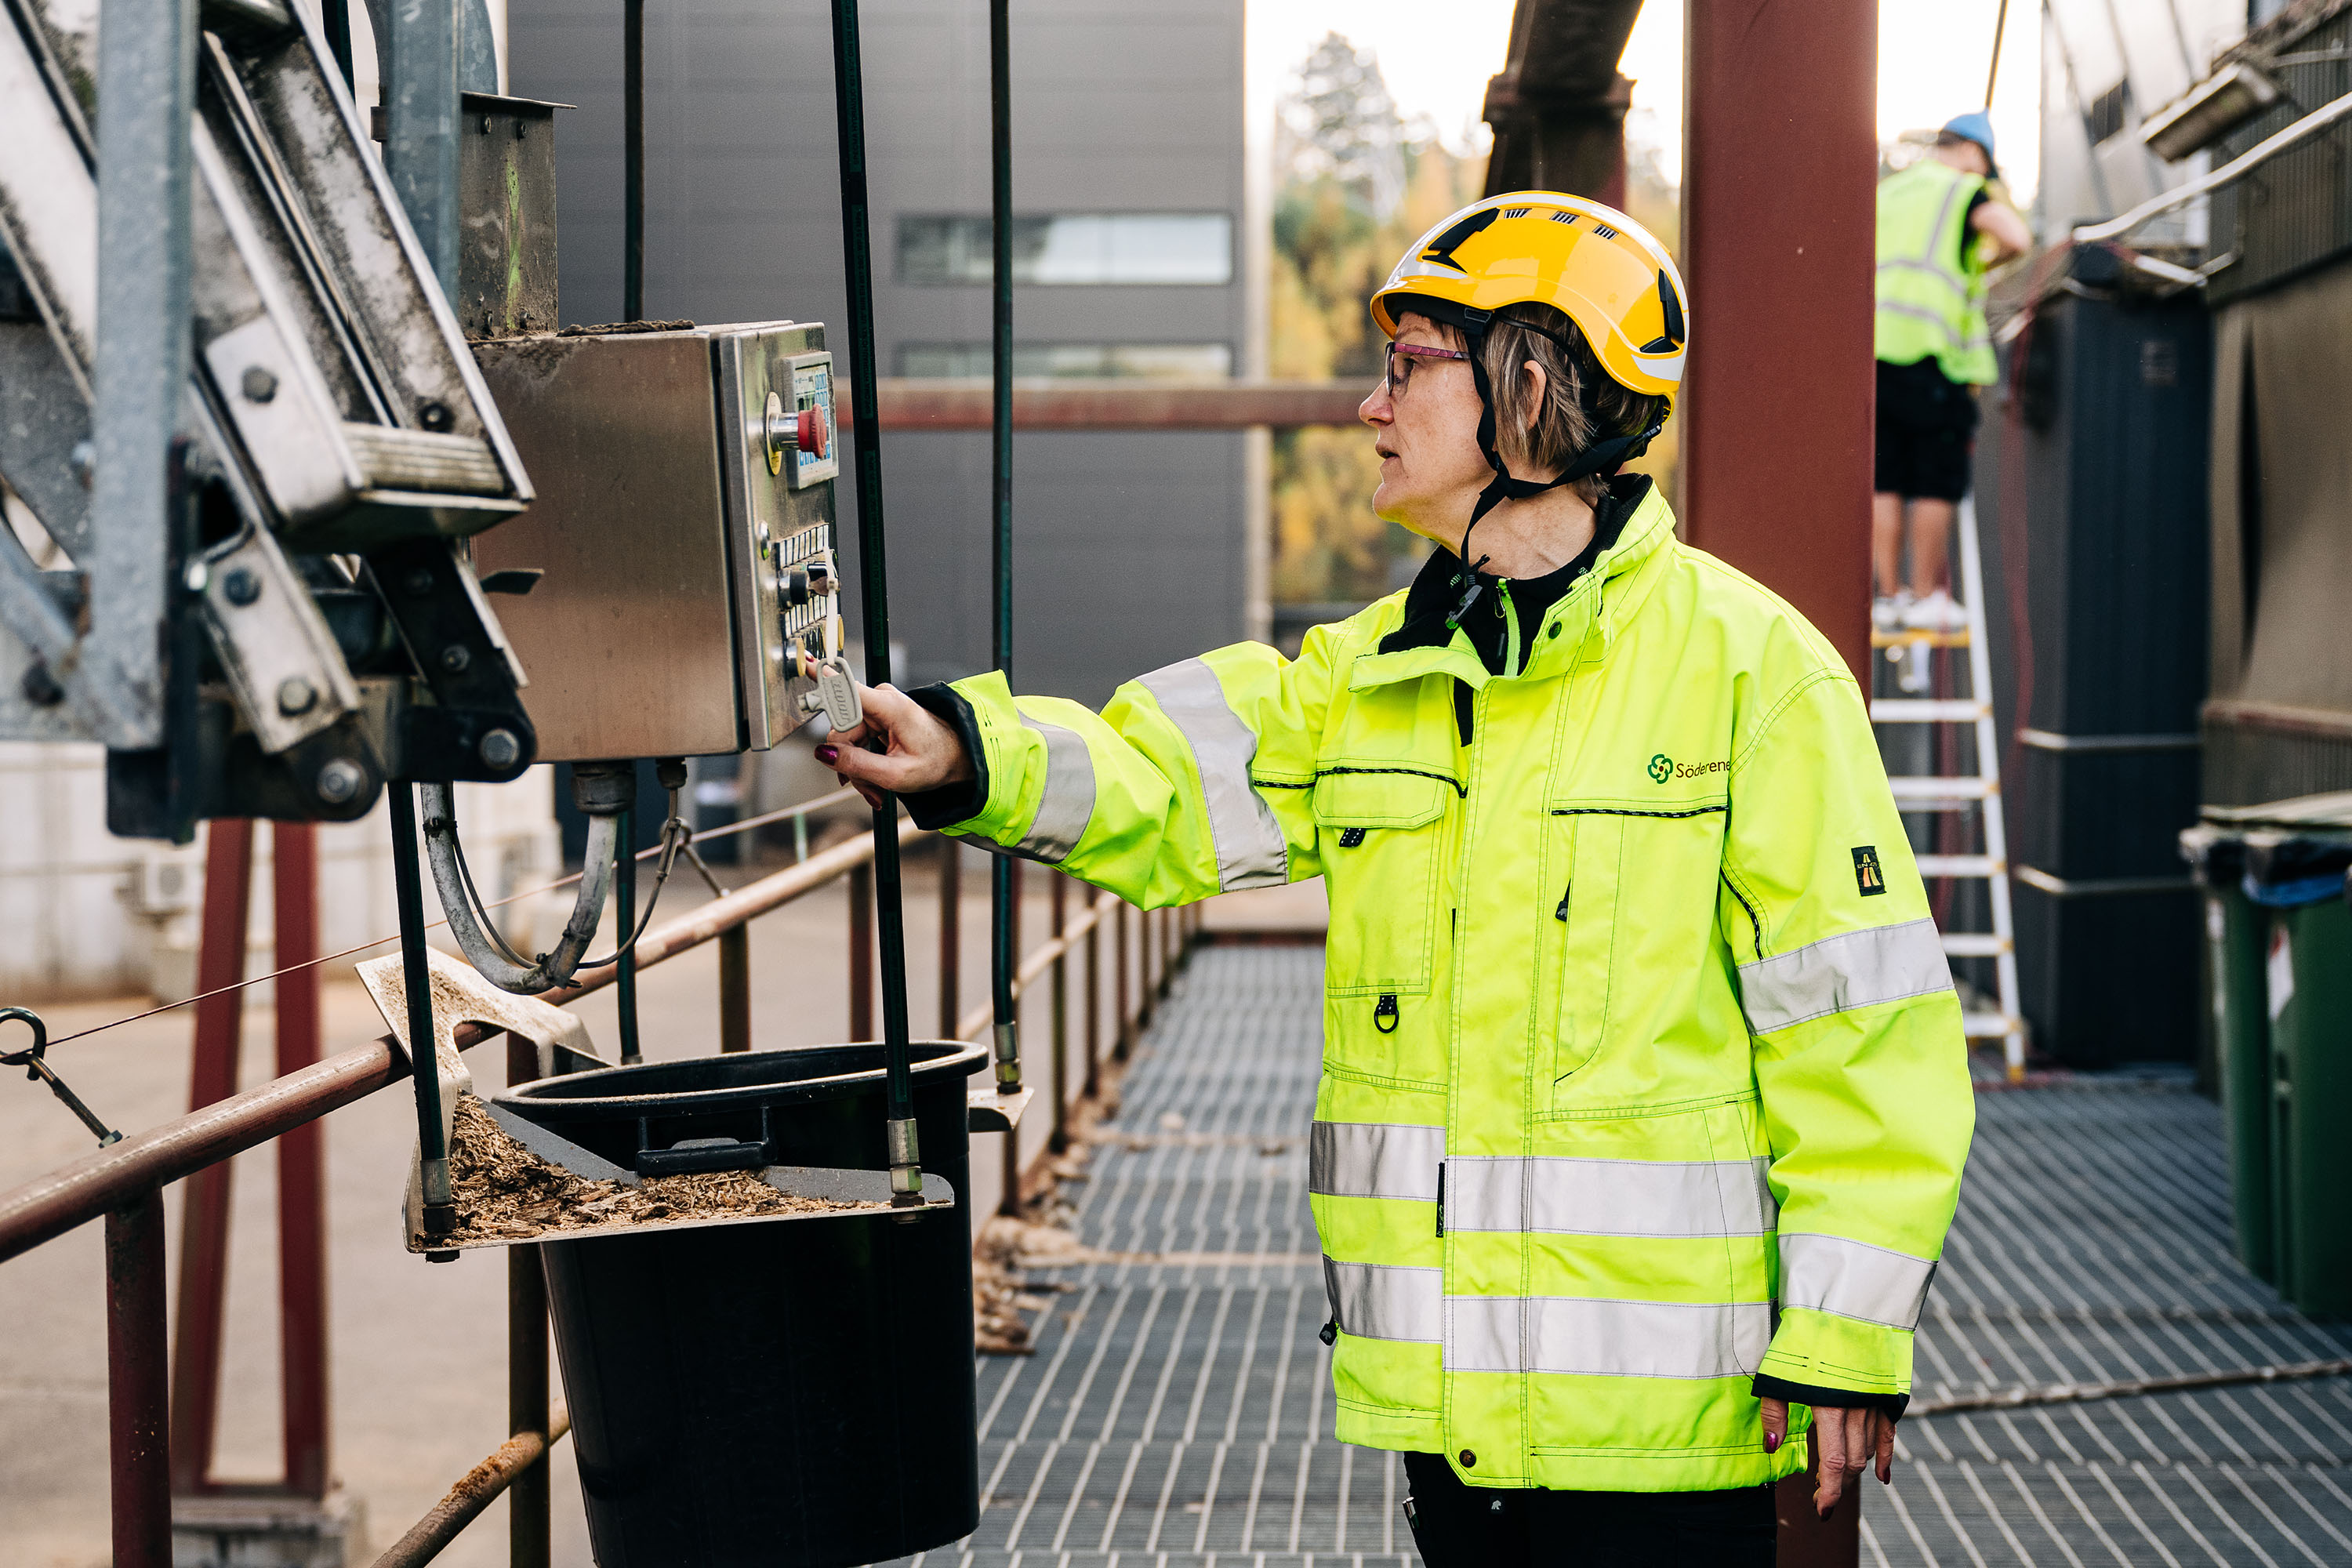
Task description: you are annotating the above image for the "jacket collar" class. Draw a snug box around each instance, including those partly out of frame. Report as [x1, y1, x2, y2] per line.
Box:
[1349, 477, 1676, 693]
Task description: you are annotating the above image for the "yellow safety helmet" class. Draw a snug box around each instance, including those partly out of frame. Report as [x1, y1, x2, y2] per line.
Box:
[1372, 190, 1687, 401]
[1370, 193, 1686, 557]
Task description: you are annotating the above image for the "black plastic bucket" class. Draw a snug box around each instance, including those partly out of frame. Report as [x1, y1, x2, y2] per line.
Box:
[495, 1039, 987, 1568]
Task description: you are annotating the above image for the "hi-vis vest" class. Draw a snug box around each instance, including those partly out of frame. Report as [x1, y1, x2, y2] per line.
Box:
[1875, 158, 1998, 385]
[938, 485, 1975, 1493]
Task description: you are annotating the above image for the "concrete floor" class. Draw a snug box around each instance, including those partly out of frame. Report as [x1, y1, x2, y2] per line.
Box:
[0, 840, 1314, 1568]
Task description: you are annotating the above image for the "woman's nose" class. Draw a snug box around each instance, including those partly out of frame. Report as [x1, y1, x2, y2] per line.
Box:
[1359, 383, 1389, 426]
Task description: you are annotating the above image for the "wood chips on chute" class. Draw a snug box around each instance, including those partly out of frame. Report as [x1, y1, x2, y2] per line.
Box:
[442, 1094, 871, 1243]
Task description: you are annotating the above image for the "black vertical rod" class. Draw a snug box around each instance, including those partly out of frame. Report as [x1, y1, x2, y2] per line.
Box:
[615, 804, 641, 1064]
[829, 0, 920, 1189]
[387, 786, 451, 1233]
[321, 0, 354, 89]
[623, 0, 645, 321]
[988, 0, 1021, 1093]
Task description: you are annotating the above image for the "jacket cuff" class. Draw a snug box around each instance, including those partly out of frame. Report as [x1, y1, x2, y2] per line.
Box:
[1756, 1305, 1914, 1408]
[1751, 1374, 1909, 1422]
[900, 683, 989, 831]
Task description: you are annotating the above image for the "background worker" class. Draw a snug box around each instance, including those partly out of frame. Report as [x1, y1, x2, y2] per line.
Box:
[822, 194, 1974, 1565]
[1874, 110, 2031, 633]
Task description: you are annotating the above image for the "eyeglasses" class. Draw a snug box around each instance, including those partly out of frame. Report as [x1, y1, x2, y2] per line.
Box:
[1381, 340, 1470, 399]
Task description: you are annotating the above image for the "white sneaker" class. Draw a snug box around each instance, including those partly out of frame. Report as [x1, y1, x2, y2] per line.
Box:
[1903, 589, 1966, 633]
[1871, 593, 1913, 633]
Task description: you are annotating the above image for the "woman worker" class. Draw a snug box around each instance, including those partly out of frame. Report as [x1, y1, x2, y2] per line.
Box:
[818, 192, 1974, 1566]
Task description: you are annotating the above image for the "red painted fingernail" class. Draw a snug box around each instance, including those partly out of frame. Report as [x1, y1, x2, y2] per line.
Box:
[815, 746, 837, 763]
[1764, 1432, 1780, 1454]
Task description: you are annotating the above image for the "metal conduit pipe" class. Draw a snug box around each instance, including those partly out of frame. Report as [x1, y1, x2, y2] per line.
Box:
[418, 782, 619, 995]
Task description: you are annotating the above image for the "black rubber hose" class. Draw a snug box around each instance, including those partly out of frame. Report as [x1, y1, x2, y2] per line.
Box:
[829, 0, 917, 1147]
[419, 782, 616, 995]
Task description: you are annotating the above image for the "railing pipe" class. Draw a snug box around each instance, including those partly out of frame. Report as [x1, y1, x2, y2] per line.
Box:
[848, 859, 873, 1040]
[718, 925, 751, 1053]
[1049, 872, 1067, 1153]
[1083, 887, 1101, 1099]
[938, 839, 960, 1037]
[107, 1185, 171, 1568]
[369, 1413, 572, 1568]
[987, 0, 1020, 1101]
[1115, 900, 1131, 1060]
[1, 822, 924, 1262]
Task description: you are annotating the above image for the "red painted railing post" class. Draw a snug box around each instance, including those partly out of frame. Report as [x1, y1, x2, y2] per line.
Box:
[170, 818, 253, 1494]
[938, 838, 960, 1038]
[1049, 873, 1068, 1153]
[108, 1185, 171, 1567]
[272, 822, 330, 1498]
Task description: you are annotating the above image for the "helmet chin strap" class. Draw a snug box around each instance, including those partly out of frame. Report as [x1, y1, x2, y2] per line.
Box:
[1447, 334, 1668, 630]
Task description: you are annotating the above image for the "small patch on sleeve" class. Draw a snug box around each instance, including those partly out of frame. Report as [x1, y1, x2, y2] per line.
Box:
[1852, 845, 1886, 897]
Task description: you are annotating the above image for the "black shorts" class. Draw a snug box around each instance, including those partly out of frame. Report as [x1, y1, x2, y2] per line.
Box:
[1400, 1452, 1778, 1566]
[1874, 357, 1980, 503]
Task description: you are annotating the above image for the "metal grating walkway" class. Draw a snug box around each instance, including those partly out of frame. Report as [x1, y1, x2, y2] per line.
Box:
[887, 946, 2352, 1567]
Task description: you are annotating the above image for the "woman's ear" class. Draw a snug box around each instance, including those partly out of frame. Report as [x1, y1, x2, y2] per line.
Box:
[1519, 359, 1548, 438]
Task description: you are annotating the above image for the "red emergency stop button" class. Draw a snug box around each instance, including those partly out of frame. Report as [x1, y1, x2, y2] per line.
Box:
[797, 406, 828, 459]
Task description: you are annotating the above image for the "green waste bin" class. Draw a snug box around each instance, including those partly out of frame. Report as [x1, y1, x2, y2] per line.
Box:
[2220, 792, 2352, 1316]
[2179, 822, 2272, 1282]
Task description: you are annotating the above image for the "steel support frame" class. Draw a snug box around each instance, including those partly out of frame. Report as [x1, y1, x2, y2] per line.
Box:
[1679, 0, 1878, 682]
[89, 0, 197, 748]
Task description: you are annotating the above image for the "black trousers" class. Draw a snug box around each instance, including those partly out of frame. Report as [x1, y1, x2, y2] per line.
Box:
[1401, 1452, 1777, 1567]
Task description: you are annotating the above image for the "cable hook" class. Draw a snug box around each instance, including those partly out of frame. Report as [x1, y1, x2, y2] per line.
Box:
[0, 1007, 122, 1147]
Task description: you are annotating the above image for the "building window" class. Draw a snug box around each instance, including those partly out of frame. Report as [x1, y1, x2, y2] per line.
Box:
[895, 342, 1233, 379]
[898, 214, 1234, 285]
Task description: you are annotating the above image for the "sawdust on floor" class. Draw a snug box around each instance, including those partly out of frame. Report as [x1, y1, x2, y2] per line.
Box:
[442, 1094, 875, 1243]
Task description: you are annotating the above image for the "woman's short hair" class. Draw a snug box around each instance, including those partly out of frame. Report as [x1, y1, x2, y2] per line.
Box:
[1478, 302, 1667, 505]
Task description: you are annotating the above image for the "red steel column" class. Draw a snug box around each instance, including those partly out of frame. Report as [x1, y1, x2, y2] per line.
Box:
[1679, 0, 1878, 680]
[272, 822, 330, 1497]
[1684, 9, 1873, 1563]
[170, 819, 255, 1494]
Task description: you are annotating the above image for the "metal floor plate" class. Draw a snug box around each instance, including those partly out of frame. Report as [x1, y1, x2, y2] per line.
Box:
[879, 947, 2352, 1567]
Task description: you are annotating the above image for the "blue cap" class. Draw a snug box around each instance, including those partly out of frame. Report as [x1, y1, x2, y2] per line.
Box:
[1941, 111, 1998, 174]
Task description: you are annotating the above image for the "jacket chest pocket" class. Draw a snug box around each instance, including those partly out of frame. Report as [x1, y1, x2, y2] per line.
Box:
[1549, 805, 1730, 1098]
[1315, 770, 1450, 1005]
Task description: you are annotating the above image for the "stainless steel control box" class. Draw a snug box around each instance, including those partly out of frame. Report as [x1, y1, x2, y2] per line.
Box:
[470, 322, 841, 762]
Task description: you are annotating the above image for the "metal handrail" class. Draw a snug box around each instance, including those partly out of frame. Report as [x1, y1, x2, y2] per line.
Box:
[0, 818, 920, 1263]
[0, 799, 1205, 1566]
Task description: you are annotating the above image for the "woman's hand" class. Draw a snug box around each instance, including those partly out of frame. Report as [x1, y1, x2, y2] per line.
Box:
[1758, 1397, 1894, 1516]
[815, 683, 975, 808]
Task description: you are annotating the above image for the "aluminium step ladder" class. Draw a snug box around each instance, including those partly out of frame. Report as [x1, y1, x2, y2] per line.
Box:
[1871, 497, 2028, 1081]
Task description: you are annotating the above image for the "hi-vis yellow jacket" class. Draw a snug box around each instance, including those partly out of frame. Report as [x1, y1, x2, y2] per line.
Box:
[930, 484, 1975, 1493]
[1875, 158, 1998, 385]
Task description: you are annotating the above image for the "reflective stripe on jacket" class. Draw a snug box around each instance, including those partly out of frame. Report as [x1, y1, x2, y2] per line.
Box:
[1875, 158, 1997, 385]
[937, 485, 1975, 1493]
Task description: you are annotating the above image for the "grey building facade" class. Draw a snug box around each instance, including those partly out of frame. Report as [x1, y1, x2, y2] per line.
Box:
[507, 0, 1254, 706]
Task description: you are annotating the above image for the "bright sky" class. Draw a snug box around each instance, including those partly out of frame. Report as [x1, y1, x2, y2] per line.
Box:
[1248, 0, 2043, 203]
